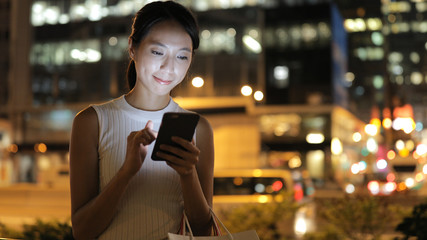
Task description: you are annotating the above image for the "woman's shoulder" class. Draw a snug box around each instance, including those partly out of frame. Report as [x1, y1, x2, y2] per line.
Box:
[196, 115, 213, 138]
[91, 96, 124, 111]
[197, 115, 211, 128]
[73, 106, 98, 129]
[70, 106, 99, 149]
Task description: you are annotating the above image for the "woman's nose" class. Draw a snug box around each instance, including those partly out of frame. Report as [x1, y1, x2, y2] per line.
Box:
[161, 56, 174, 72]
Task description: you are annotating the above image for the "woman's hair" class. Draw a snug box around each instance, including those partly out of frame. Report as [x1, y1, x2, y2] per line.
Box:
[126, 1, 200, 90]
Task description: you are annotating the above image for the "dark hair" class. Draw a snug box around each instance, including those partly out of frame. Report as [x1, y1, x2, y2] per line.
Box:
[126, 1, 200, 90]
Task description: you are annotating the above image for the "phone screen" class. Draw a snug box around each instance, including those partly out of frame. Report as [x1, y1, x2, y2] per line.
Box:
[151, 112, 200, 161]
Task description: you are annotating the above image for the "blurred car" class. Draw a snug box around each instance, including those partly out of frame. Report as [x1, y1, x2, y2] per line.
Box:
[367, 179, 397, 195]
[364, 173, 398, 196]
[389, 155, 424, 192]
[212, 168, 316, 237]
[392, 164, 424, 192]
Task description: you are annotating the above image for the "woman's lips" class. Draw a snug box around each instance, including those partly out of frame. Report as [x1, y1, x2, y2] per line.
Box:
[154, 76, 172, 85]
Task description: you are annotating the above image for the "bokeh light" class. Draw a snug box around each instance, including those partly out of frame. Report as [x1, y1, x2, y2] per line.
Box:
[254, 90, 264, 101]
[191, 77, 204, 88]
[241, 85, 253, 96]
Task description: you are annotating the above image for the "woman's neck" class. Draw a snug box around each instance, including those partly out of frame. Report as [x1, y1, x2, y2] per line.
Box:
[125, 88, 170, 111]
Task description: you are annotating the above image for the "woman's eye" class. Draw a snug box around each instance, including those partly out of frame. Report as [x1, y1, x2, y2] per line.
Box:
[177, 55, 188, 61]
[151, 50, 163, 56]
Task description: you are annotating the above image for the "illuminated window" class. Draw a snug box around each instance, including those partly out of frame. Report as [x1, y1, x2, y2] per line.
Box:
[199, 28, 236, 54]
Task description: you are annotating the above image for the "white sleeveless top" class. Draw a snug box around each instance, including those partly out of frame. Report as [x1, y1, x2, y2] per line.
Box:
[92, 95, 189, 240]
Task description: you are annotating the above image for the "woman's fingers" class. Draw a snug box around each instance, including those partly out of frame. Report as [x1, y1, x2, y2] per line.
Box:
[131, 121, 157, 146]
[122, 120, 160, 176]
[155, 136, 200, 176]
[143, 120, 157, 143]
[124, 121, 157, 167]
[171, 136, 199, 153]
[158, 138, 198, 160]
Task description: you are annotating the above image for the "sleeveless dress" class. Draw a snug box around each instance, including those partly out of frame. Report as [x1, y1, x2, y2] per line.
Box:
[92, 95, 190, 240]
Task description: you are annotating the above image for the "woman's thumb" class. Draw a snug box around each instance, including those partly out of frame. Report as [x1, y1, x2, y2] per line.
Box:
[145, 120, 157, 138]
[145, 120, 154, 130]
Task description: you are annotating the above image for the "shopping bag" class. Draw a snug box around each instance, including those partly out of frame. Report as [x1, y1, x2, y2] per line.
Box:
[168, 208, 260, 240]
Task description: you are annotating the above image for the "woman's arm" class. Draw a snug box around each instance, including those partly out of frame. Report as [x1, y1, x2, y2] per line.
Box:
[156, 116, 214, 236]
[69, 107, 155, 239]
[185, 116, 214, 235]
[70, 107, 130, 239]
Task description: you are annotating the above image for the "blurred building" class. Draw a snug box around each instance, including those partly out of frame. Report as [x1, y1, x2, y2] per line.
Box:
[337, 0, 427, 125]
[337, 0, 427, 194]
[0, 0, 426, 195]
[0, 0, 10, 109]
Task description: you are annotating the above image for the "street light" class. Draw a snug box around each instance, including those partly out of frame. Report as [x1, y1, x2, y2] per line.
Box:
[352, 132, 362, 142]
[365, 124, 378, 136]
[241, 85, 252, 96]
[306, 133, 325, 144]
[331, 138, 343, 155]
[191, 76, 204, 88]
[34, 143, 47, 153]
[253, 90, 264, 101]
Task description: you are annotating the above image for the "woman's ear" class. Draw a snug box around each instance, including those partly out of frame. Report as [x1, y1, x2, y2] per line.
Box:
[128, 39, 135, 59]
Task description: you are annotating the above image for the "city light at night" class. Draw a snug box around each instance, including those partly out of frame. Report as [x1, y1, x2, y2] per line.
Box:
[2, 0, 427, 239]
[240, 85, 253, 96]
[191, 77, 204, 88]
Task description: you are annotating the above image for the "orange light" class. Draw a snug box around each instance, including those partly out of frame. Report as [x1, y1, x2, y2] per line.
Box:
[387, 150, 396, 160]
[233, 177, 243, 186]
[397, 182, 407, 191]
[370, 118, 381, 129]
[7, 144, 18, 153]
[383, 107, 391, 119]
[34, 143, 47, 153]
[398, 149, 409, 157]
[393, 104, 414, 119]
[382, 118, 392, 129]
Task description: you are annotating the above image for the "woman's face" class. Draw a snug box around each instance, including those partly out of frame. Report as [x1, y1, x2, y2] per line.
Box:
[131, 20, 193, 96]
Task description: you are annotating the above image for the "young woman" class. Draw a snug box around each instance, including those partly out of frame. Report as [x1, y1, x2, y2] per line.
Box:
[69, 1, 214, 239]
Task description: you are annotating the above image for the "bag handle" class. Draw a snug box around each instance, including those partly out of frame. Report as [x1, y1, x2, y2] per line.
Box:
[182, 208, 233, 239]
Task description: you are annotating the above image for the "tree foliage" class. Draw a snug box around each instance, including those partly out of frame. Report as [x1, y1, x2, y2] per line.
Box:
[0, 219, 73, 240]
[316, 195, 408, 240]
[395, 202, 427, 240]
[218, 192, 300, 240]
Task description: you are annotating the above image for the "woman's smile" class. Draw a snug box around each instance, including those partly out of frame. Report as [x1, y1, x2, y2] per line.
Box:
[154, 75, 173, 85]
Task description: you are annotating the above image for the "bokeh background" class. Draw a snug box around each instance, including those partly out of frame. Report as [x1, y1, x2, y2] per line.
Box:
[1, 0, 427, 239]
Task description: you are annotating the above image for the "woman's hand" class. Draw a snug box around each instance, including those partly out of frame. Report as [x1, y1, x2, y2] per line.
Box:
[122, 120, 157, 177]
[156, 136, 200, 176]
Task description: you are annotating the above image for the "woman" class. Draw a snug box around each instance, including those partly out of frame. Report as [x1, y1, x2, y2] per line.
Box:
[69, 1, 214, 239]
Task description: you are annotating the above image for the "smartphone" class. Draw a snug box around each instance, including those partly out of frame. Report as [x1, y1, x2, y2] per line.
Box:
[151, 112, 200, 161]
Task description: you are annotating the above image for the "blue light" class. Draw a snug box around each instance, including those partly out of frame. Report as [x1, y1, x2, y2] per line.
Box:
[415, 122, 423, 132]
[361, 148, 370, 157]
